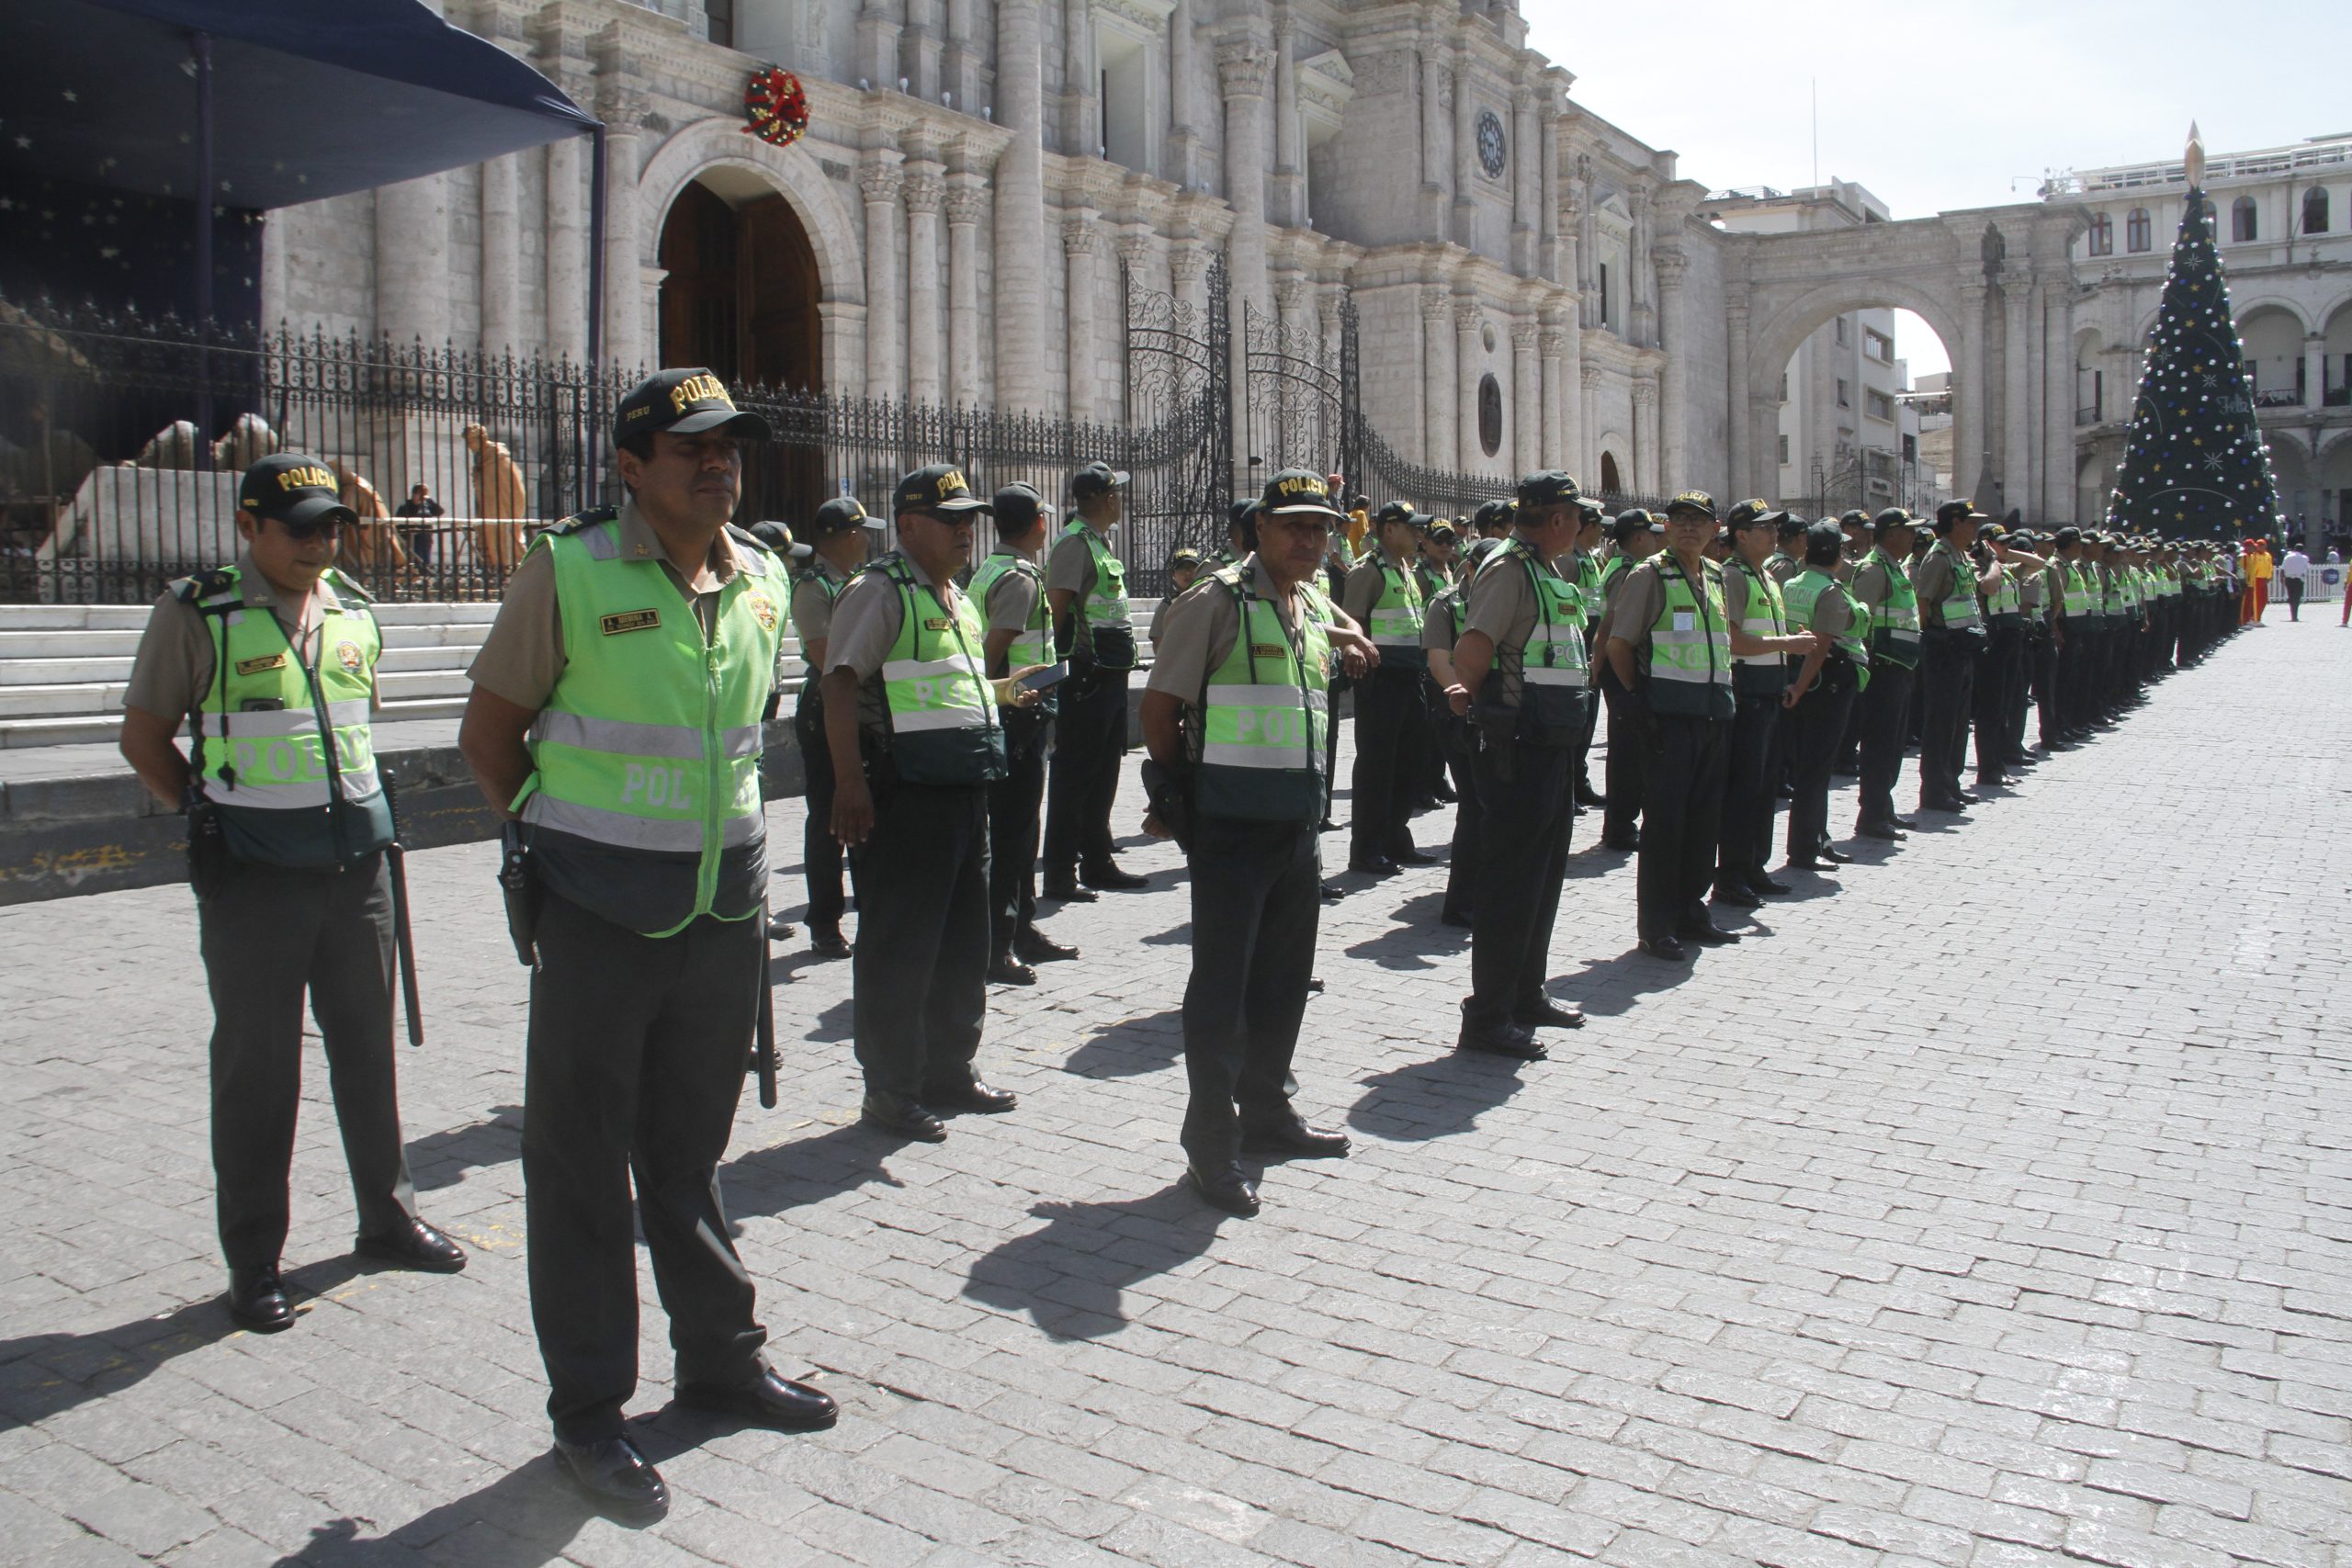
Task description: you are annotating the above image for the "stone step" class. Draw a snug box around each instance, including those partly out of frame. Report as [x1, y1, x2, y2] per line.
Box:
[0, 694, 470, 750]
[0, 628, 148, 657]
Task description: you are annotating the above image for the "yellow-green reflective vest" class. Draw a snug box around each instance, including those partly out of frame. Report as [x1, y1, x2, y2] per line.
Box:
[2104, 566, 2130, 616]
[184, 562, 394, 869]
[1784, 568, 1871, 690]
[968, 550, 1053, 671]
[1195, 566, 1330, 823]
[1987, 570, 2021, 624]
[1366, 556, 1427, 670]
[1726, 558, 1789, 696]
[1859, 550, 1920, 669]
[2061, 562, 2093, 619]
[1577, 551, 1605, 619]
[1062, 520, 1136, 668]
[1473, 537, 1588, 734]
[1642, 557, 1733, 719]
[871, 554, 1007, 786]
[1929, 544, 1982, 630]
[519, 513, 783, 937]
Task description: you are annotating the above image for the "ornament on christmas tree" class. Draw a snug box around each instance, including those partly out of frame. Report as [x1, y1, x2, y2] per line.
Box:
[743, 66, 810, 148]
[2105, 124, 2280, 544]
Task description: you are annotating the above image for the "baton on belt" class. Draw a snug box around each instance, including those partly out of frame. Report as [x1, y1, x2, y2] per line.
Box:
[380, 772, 424, 1047]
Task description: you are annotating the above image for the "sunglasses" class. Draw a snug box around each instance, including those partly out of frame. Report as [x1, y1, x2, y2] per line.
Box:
[270, 515, 346, 542]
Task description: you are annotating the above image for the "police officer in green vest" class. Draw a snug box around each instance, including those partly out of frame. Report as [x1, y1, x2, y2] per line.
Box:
[1849, 507, 1922, 836]
[1141, 468, 1362, 1217]
[1421, 547, 1479, 928]
[1341, 501, 1436, 874]
[1444, 471, 1593, 1058]
[1969, 522, 2032, 789]
[1566, 499, 1610, 813]
[1417, 522, 1462, 807]
[1714, 500, 1827, 906]
[458, 371, 830, 1523]
[975, 482, 1082, 986]
[1779, 522, 1871, 872]
[1459, 498, 1515, 576]
[1211, 500, 1255, 571]
[787, 496, 884, 960]
[2046, 526, 2090, 745]
[1766, 514, 1805, 582]
[1043, 461, 1146, 899]
[1602, 491, 1740, 960]
[1912, 499, 2005, 813]
[822, 465, 1033, 1143]
[1596, 507, 1665, 851]
[120, 455, 464, 1339]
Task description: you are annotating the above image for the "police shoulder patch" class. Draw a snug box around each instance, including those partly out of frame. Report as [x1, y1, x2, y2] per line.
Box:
[175, 566, 239, 605]
[546, 505, 620, 536]
[600, 608, 662, 636]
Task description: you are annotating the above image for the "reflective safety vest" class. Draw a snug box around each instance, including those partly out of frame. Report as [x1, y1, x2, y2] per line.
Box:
[1473, 536, 1588, 734]
[968, 549, 1055, 716]
[1726, 558, 1790, 696]
[2061, 561, 2094, 619]
[1194, 565, 1330, 823]
[1426, 582, 1467, 647]
[520, 513, 784, 937]
[1928, 544, 1982, 630]
[1575, 551, 1605, 620]
[1986, 570, 2022, 625]
[1365, 555, 1428, 671]
[2107, 568, 2132, 616]
[183, 562, 395, 869]
[1642, 556, 1734, 720]
[1784, 568, 1871, 691]
[789, 559, 848, 717]
[1858, 550, 1920, 670]
[870, 554, 1007, 786]
[1062, 519, 1136, 668]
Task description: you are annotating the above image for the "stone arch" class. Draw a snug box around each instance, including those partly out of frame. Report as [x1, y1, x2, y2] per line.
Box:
[1596, 440, 1631, 496]
[636, 119, 865, 309]
[2233, 297, 2315, 336]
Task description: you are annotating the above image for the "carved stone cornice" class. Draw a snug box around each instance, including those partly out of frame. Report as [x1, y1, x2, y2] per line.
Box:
[1216, 39, 1277, 100]
[902, 170, 946, 216]
[1420, 287, 1452, 323]
[944, 174, 987, 226]
[858, 159, 905, 207]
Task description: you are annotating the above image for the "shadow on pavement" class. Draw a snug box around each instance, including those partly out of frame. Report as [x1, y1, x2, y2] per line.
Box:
[269, 1449, 606, 1565]
[961, 1189, 1227, 1340]
[1063, 1008, 1185, 1080]
[1548, 947, 1706, 1017]
[0, 1258, 363, 1427]
[410, 1105, 525, 1193]
[718, 1123, 908, 1220]
[796, 993, 855, 1044]
[1344, 1053, 1531, 1142]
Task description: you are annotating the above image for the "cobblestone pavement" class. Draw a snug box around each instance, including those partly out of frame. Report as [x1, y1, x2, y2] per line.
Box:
[3, 624, 2348, 1568]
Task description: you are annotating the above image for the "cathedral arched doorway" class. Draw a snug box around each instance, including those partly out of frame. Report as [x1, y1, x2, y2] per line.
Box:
[657, 175, 822, 393]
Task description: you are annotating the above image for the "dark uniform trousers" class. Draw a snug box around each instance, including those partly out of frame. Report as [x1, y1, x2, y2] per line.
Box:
[1971, 624, 2018, 778]
[793, 695, 844, 929]
[1916, 633, 1975, 806]
[1042, 664, 1128, 877]
[1467, 737, 1575, 1025]
[987, 709, 1050, 957]
[1598, 667, 1646, 841]
[523, 892, 767, 1445]
[1439, 717, 1483, 920]
[1854, 662, 1914, 827]
[2026, 631, 2058, 750]
[1572, 682, 1601, 799]
[850, 779, 991, 1100]
[201, 852, 418, 1272]
[2064, 629, 2101, 730]
[1351, 667, 1427, 860]
[1782, 665, 1857, 862]
[1636, 713, 1730, 941]
[1716, 690, 1781, 886]
[1180, 817, 1318, 1165]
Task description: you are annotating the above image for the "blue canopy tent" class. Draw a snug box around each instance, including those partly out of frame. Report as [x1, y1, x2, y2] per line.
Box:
[0, 0, 608, 462]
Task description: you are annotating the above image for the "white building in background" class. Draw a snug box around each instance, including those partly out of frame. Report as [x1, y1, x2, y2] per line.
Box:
[2055, 131, 2352, 545]
[1708, 181, 1925, 513]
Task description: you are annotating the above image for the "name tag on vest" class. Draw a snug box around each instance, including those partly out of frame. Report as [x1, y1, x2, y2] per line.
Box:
[600, 609, 662, 636]
[1672, 611, 1695, 633]
[924, 616, 953, 631]
[234, 653, 287, 675]
[1251, 643, 1287, 660]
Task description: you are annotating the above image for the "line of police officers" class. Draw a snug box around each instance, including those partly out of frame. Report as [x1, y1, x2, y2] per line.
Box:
[123, 367, 2242, 1527]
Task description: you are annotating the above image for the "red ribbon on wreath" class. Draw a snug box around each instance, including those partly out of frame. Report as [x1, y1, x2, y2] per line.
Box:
[743, 66, 809, 149]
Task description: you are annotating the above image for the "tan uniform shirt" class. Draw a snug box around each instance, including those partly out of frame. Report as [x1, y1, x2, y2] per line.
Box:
[1911, 547, 1960, 630]
[826, 550, 969, 737]
[123, 551, 371, 722]
[465, 498, 755, 712]
[1045, 519, 1115, 652]
[789, 555, 854, 649]
[1145, 558, 1306, 705]
[1463, 539, 1572, 713]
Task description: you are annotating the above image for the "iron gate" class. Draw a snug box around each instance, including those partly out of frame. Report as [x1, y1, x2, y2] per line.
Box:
[1120, 256, 1230, 594]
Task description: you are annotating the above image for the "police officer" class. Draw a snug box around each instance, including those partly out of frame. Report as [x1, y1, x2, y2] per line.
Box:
[1140, 468, 1363, 1217]
[458, 372, 830, 1523]
[1566, 500, 1610, 813]
[1912, 499, 2003, 813]
[1603, 491, 1740, 960]
[2010, 529, 2057, 761]
[1715, 500, 1825, 905]
[1043, 460, 1145, 900]
[1836, 510, 1871, 582]
[1421, 544, 1479, 928]
[822, 465, 1032, 1141]
[2047, 526, 2090, 746]
[1596, 507, 1665, 852]
[1459, 498, 1515, 576]
[1766, 514, 1806, 582]
[1343, 501, 1435, 874]
[1415, 522, 1463, 806]
[1443, 472, 1592, 1058]
[1210, 500, 1255, 570]
[974, 482, 1083, 986]
[1779, 522, 1870, 872]
[119, 454, 465, 1337]
[786, 496, 883, 959]
[1849, 507, 1922, 837]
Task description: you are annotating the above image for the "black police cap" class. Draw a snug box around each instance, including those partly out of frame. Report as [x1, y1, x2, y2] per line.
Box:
[893, 463, 992, 516]
[1665, 490, 1718, 521]
[1374, 500, 1418, 528]
[1515, 470, 1581, 510]
[991, 482, 1051, 530]
[1935, 498, 1989, 530]
[1071, 461, 1129, 500]
[1725, 498, 1790, 532]
[807, 495, 882, 536]
[1871, 507, 1915, 537]
[613, 368, 772, 446]
[1611, 508, 1663, 541]
[1259, 468, 1343, 519]
[1838, 509, 1871, 528]
[239, 453, 356, 530]
[1227, 498, 1259, 536]
[1471, 498, 1516, 532]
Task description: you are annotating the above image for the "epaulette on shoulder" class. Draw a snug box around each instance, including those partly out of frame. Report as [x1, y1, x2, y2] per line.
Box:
[1206, 562, 1249, 595]
[727, 522, 770, 555]
[543, 504, 619, 536]
[324, 565, 375, 604]
[175, 566, 238, 606]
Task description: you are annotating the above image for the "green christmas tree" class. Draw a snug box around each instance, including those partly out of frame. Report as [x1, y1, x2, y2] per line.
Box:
[2106, 126, 2285, 543]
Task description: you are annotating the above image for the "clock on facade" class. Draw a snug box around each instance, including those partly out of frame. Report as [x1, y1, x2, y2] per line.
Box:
[1476, 110, 1507, 179]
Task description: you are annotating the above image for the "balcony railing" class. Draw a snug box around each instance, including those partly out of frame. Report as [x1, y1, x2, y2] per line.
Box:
[2075, 406, 2101, 426]
[2254, 389, 2304, 409]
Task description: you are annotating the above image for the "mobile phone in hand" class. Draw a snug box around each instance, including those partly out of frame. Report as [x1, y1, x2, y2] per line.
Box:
[1019, 661, 1072, 692]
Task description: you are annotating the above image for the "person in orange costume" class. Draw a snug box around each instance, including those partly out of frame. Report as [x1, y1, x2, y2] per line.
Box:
[2243, 539, 2272, 625]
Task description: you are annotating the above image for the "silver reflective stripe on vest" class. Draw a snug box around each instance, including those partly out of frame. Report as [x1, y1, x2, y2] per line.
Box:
[534, 708, 762, 762]
[882, 651, 992, 732]
[1521, 624, 1588, 688]
[219, 698, 371, 739]
[524, 791, 764, 851]
[1200, 683, 1327, 769]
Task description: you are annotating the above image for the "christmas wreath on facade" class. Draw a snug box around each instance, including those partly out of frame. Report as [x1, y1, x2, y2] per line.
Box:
[743, 66, 810, 148]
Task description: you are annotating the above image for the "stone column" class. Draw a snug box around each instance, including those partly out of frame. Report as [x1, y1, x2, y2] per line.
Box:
[1422, 286, 1454, 469]
[1654, 248, 1689, 489]
[1575, 156, 1599, 325]
[2003, 279, 2033, 515]
[1632, 375, 1660, 494]
[1451, 41, 1475, 248]
[944, 0, 983, 109]
[861, 153, 906, 401]
[1512, 321, 1540, 477]
[1538, 97, 1561, 284]
[1063, 0, 1095, 154]
[1954, 279, 1988, 502]
[903, 162, 945, 407]
[480, 153, 521, 355]
[1318, 286, 1346, 383]
[1725, 289, 1752, 498]
[993, 0, 1046, 409]
[1540, 321, 1566, 468]
[1510, 86, 1538, 276]
[1218, 33, 1275, 492]
[906, 0, 944, 99]
[600, 113, 645, 374]
[945, 174, 985, 407]
[1579, 361, 1601, 481]
[1419, 39, 1448, 238]
[855, 0, 900, 92]
[2041, 279, 2075, 519]
[376, 172, 452, 348]
[2304, 333, 2327, 413]
[1271, 17, 1303, 228]
[1628, 185, 1655, 348]
[1455, 295, 1483, 467]
[1170, 240, 1208, 321]
[1063, 210, 1098, 418]
[544, 138, 587, 364]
